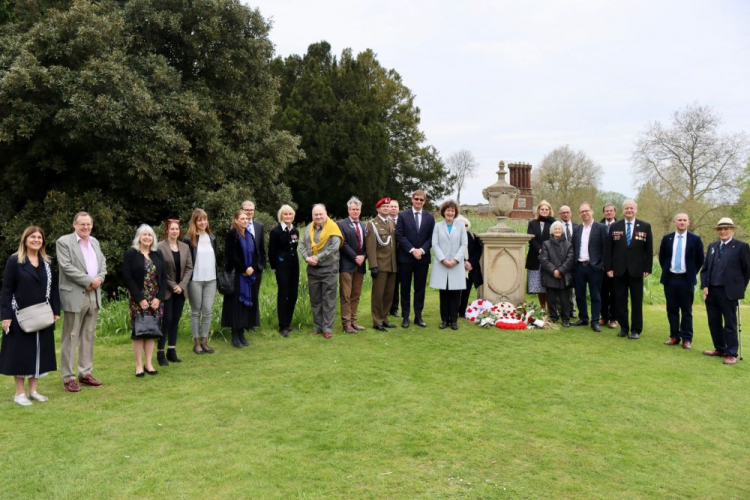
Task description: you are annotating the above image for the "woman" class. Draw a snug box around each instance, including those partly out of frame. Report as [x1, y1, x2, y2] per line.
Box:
[221, 210, 259, 348]
[540, 221, 575, 327]
[456, 215, 483, 318]
[525, 200, 555, 313]
[268, 205, 299, 337]
[123, 225, 167, 377]
[429, 200, 468, 330]
[183, 209, 217, 354]
[0, 226, 60, 406]
[156, 219, 193, 366]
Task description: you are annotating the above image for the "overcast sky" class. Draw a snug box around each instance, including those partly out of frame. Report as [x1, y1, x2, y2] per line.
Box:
[247, 0, 750, 204]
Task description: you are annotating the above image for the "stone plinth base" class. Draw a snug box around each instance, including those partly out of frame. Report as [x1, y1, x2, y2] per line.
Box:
[477, 232, 532, 305]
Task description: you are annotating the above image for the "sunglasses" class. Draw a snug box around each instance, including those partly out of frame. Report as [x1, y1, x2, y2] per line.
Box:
[412, 197, 425, 202]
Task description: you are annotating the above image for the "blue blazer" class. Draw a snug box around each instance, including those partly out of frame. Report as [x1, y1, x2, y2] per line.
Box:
[700, 238, 750, 300]
[396, 209, 435, 265]
[572, 222, 607, 270]
[658, 231, 704, 287]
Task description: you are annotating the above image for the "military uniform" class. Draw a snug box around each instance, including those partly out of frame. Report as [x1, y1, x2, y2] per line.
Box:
[366, 215, 397, 328]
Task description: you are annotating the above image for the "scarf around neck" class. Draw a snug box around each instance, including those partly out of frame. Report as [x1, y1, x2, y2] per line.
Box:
[237, 229, 256, 307]
[309, 218, 343, 255]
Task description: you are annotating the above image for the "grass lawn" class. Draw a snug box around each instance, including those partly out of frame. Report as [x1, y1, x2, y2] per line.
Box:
[1, 285, 748, 499]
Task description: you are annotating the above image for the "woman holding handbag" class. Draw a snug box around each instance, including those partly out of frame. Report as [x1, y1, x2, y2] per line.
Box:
[0, 226, 61, 406]
[123, 225, 167, 377]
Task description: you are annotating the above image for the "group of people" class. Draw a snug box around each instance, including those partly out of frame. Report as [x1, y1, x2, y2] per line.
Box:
[526, 199, 750, 365]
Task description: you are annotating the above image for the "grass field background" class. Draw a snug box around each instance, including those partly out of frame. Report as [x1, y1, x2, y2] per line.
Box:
[1, 215, 748, 499]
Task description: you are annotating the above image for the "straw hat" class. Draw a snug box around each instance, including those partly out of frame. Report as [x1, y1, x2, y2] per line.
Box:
[715, 217, 736, 229]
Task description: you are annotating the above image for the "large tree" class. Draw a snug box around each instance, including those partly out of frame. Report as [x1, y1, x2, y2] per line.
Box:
[531, 145, 602, 216]
[632, 103, 749, 228]
[446, 149, 478, 205]
[0, 0, 301, 283]
[272, 42, 451, 217]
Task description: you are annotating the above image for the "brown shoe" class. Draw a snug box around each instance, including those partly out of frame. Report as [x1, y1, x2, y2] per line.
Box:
[599, 319, 606, 326]
[682, 340, 692, 349]
[664, 338, 680, 346]
[63, 379, 81, 393]
[323, 332, 332, 339]
[723, 356, 738, 365]
[78, 374, 103, 387]
[608, 321, 618, 329]
[352, 324, 366, 331]
[703, 349, 727, 357]
[344, 326, 357, 334]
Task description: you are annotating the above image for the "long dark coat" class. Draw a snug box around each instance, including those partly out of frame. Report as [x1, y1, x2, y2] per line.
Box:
[539, 238, 574, 289]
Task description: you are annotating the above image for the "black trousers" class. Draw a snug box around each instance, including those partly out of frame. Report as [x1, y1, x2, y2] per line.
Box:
[399, 261, 429, 319]
[706, 286, 739, 356]
[574, 263, 603, 324]
[547, 287, 572, 321]
[664, 273, 695, 340]
[614, 273, 644, 334]
[390, 264, 400, 314]
[275, 263, 299, 330]
[159, 293, 186, 349]
[600, 274, 616, 322]
[439, 289, 461, 323]
[458, 277, 477, 317]
[250, 270, 263, 328]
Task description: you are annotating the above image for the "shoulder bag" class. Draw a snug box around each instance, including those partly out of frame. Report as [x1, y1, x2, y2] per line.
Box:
[13, 261, 55, 333]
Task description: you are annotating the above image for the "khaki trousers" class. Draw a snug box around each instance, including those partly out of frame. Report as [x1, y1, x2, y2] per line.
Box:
[339, 271, 364, 328]
[371, 271, 397, 326]
[61, 290, 100, 382]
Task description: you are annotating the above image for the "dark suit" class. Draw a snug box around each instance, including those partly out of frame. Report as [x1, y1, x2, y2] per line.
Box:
[396, 209, 435, 320]
[248, 220, 266, 327]
[390, 216, 400, 315]
[458, 232, 483, 316]
[338, 217, 367, 328]
[572, 221, 607, 324]
[658, 231, 704, 340]
[599, 218, 617, 322]
[700, 238, 750, 356]
[606, 218, 653, 335]
[269, 224, 299, 331]
[560, 220, 579, 315]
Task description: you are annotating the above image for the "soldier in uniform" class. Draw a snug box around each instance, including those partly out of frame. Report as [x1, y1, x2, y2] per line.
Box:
[366, 198, 398, 332]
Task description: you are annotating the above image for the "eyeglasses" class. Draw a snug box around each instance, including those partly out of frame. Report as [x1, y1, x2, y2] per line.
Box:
[412, 197, 425, 202]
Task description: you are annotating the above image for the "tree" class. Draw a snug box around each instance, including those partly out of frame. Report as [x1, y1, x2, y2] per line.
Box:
[0, 0, 302, 287]
[272, 42, 451, 217]
[632, 103, 749, 228]
[446, 150, 478, 204]
[594, 191, 627, 216]
[531, 145, 602, 216]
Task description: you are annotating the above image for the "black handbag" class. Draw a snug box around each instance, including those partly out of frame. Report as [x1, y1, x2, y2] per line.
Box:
[217, 269, 235, 295]
[134, 314, 162, 338]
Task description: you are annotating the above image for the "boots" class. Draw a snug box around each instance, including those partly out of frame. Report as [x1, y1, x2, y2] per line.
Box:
[157, 350, 169, 367]
[200, 339, 214, 354]
[238, 330, 250, 347]
[166, 348, 181, 363]
[231, 331, 243, 348]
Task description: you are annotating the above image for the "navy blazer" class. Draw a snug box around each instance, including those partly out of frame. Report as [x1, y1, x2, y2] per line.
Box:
[606, 218, 653, 276]
[396, 209, 435, 264]
[658, 231, 704, 287]
[1, 255, 61, 321]
[700, 238, 750, 300]
[249, 221, 267, 271]
[572, 222, 608, 270]
[337, 218, 367, 274]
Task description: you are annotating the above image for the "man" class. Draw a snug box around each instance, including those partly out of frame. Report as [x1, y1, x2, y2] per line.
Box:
[242, 201, 267, 329]
[389, 199, 401, 317]
[606, 199, 653, 340]
[396, 189, 435, 328]
[366, 198, 398, 332]
[300, 204, 343, 339]
[700, 218, 750, 365]
[599, 204, 618, 329]
[337, 197, 368, 333]
[558, 205, 578, 318]
[659, 213, 704, 349]
[572, 203, 608, 332]
[56, 212, 107, 392]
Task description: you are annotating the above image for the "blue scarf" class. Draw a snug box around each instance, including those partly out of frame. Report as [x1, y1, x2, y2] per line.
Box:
[237, 230, 256, 307]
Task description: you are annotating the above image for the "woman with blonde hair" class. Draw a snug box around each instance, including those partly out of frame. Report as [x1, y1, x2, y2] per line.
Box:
[183, 209, 217, 354]
[525, 200, 555, 313]
[268, 205, 299, 337]
[1, 226, 61, 406]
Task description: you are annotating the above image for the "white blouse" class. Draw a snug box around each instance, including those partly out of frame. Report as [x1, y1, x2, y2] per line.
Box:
[191, 234, 216, 281]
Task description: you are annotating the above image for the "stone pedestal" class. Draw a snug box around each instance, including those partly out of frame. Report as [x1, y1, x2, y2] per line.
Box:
[478, 232, 532, 305]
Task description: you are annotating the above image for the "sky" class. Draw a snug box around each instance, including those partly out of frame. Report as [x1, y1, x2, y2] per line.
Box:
[246, 0, 750, 205]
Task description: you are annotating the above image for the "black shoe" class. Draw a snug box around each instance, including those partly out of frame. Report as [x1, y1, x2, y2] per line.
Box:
[628, 332, 640, 340]
[145, 369, 158, 375]
[383, 322, 397, 328]
[157, 351, 169, 367]
[591, 323, 601, 332]
[239, 331, 250, 347]
[402, 318, 410, 328]
[166, 348, 181, 363]
[201, 343, 214, 354]
[135, 372, 145, 378]
[374, 325, 387, 332]
[415, 318, 427, 328]
[439, 321, 448, 329]
[574, 319, 588, 326]
[193, 345, 205, 355]
[617, 330, 629, 338]
[279, 329, 289, 338]
[562, 320, 570, 327]
[450, 322, 458, 330]
[231, 333, 243, 348]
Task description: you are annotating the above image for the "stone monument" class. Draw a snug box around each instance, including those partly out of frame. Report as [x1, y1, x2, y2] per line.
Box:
[479, 161, 533, 305]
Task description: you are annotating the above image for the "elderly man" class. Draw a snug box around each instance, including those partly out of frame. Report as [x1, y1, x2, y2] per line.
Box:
[606, 199, 653, 340]
[572, 203, 608, 332]
[338, 197, 368, 333]
[600, 203, 618, 328]
[389, 199, 401, 317]
[700, 218, 750, 365]
[241, 200, 267, 329]
[300, 204, 343, 339]
[659, 213, 704, 349]
[56, 212, 107, 392]
[558, 205, 578, 318]
[367, 198, 398, 331]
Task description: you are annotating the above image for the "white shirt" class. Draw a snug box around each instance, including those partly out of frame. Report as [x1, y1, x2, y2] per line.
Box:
[248, 220, 255, 238]
[579, 222, 592, 262]
[192, 234, 216, 281]
[670, 231, 688, 274]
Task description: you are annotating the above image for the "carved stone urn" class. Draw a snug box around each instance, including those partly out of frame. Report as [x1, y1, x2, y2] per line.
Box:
[482, 160, 518, 233]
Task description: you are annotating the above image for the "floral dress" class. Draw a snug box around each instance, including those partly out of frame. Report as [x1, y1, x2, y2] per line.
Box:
[129, 257, 164, 339]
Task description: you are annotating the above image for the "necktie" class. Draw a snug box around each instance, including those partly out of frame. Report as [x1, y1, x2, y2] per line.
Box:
[719, 242, 726, 259]
[626, 222, 632, 246]
[565, 223, 571, 241]
[354, 221, 362, 251]
[415, 211, 421, 231]
[674, 234, 683, 272]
